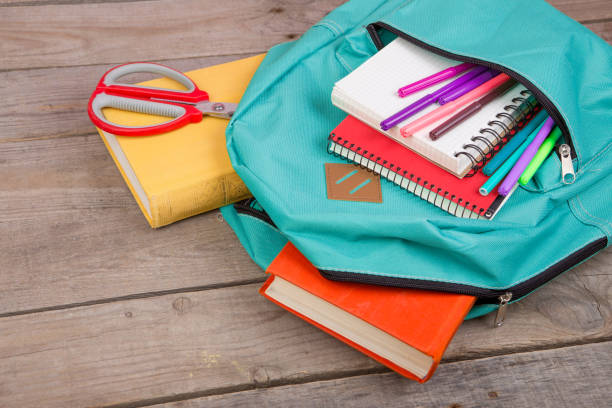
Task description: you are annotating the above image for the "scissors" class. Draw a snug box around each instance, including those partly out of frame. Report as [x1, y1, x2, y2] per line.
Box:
[88, 62, 238, 136]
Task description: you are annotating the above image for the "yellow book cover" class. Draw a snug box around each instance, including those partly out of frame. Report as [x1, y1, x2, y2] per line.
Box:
[96, 54, 265, 228]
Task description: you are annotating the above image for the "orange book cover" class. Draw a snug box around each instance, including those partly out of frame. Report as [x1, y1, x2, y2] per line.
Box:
[260, 243, 475, 382]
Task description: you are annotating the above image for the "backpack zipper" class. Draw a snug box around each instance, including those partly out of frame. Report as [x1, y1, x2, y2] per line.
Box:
[318, 237, 606, 304]
[234, 200, 606, 306]
[494, 292, 513, 327]
[234, 19, 606, 319]
[233, 198, 277, 227]
[559, 144, 576, 184]
[365, 22, 576, 159]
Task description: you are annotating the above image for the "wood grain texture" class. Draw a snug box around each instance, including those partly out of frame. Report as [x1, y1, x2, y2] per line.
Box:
[0, 252, 609, 407]
[0, 134, 264, 315]
[0, 19, 610, 143]
[0, 53, 258, 142]
[550, 0, 612, 22]
[0, 0, 151, 6]
[156, 342, 612, 408]
[0, 0, 609, 72]
[586, 19, 612, 43]
[452, 247, 612, 359]
[0, 0, 346, 71]
[0, 0, 608, 17]
[5, 0, 609, 23]
[0, 0, 611, 406]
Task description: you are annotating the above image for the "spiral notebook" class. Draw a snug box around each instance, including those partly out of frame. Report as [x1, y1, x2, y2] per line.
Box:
[328, 115, 520, 219]
[331, 38, 535, 178]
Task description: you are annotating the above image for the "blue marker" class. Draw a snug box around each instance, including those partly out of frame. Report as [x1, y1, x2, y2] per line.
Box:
[482, 109, 548, 176]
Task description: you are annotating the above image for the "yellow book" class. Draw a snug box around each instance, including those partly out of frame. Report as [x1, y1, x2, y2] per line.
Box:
[96, 54, 265, 228]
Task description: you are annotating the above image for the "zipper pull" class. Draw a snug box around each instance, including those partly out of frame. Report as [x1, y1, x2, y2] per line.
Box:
[559, 144, 575, 184]
[494, 292, 512, 328]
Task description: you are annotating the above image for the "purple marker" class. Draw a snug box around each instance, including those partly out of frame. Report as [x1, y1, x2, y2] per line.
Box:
[438, 69, 499, 104]
[380, 66, 488, 131]
[397, 62, 476, 98]
[497, 117, 555, 196]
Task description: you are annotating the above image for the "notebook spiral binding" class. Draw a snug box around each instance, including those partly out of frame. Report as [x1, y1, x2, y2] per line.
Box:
[456, 90, 539, 177]
[327, 91, 540, 219]
[327, 133, 486, 219]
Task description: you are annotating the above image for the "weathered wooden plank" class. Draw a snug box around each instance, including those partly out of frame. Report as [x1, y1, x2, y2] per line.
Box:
[0, 252, 609, 408]
[1, 0, 609, 20]
[0, 0, 345, 71]
[0, 53, 258, 142]
[1, 20, 610, 143]
[0, 0, 150, 6]
[1, 0, 609, 72]
[586, 19, 612, 43]
[0, 134, 263, 315]
[156, 342, 612, 408]
[550, 0, 612, 22]
[452, 246, 612, 360]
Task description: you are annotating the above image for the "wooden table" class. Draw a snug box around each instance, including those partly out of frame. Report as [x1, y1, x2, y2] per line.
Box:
[1, 1, 610, 407]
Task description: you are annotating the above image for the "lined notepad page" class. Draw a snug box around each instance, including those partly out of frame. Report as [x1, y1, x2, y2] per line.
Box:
[332, 38, 529, 178]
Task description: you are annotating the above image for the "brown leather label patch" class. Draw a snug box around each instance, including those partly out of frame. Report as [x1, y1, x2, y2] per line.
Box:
[325, 163, 382, 203]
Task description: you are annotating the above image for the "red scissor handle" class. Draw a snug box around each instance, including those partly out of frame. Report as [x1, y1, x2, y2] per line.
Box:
[87, 62, 209, 136]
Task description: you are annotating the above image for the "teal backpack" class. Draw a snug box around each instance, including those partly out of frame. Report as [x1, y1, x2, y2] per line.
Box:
[220, 0, 612, 320]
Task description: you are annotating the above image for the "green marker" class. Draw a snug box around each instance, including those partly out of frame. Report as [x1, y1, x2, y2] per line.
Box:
[479, 121, 547, 196]
[518, 127, 562, 185]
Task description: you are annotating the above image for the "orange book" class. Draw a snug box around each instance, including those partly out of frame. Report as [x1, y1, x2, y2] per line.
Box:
[260, 243, 475, 382]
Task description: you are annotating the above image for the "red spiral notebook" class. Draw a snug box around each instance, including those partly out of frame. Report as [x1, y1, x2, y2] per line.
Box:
[327, 115, 518, 219]
[260, 242, 475, 382]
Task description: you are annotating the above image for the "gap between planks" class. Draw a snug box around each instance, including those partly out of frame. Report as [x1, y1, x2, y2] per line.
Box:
[0, 277, 266, 319]
[0, 51, 258, 74]
[0, 20, 610, 143]
[0, 0, 345, 71]
[36, 338, 612, 408]
[0, 1, 609, 74]
[141, 341, 612, 408]
[0, 278, 609, 408]
[0, 15, 608, 74]
[0, 2, 610, 406]
[1, 130, 611, 315]
[0, 53, 260, 143]
[0, 0, 152, 7]
[102, 366, 391, 408]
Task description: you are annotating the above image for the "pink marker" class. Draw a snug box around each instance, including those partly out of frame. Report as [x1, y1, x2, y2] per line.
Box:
[400, 74, 511, 137]
[397, 62, 476, 98]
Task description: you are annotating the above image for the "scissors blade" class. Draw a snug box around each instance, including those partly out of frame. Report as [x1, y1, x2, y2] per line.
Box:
[196, 101, 238, 119]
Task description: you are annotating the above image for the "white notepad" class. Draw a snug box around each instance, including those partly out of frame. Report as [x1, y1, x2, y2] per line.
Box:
[332, 38, 533, 178]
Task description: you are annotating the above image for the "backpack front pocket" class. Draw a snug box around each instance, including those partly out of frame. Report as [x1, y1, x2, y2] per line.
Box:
[365, 18, 611, 202]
